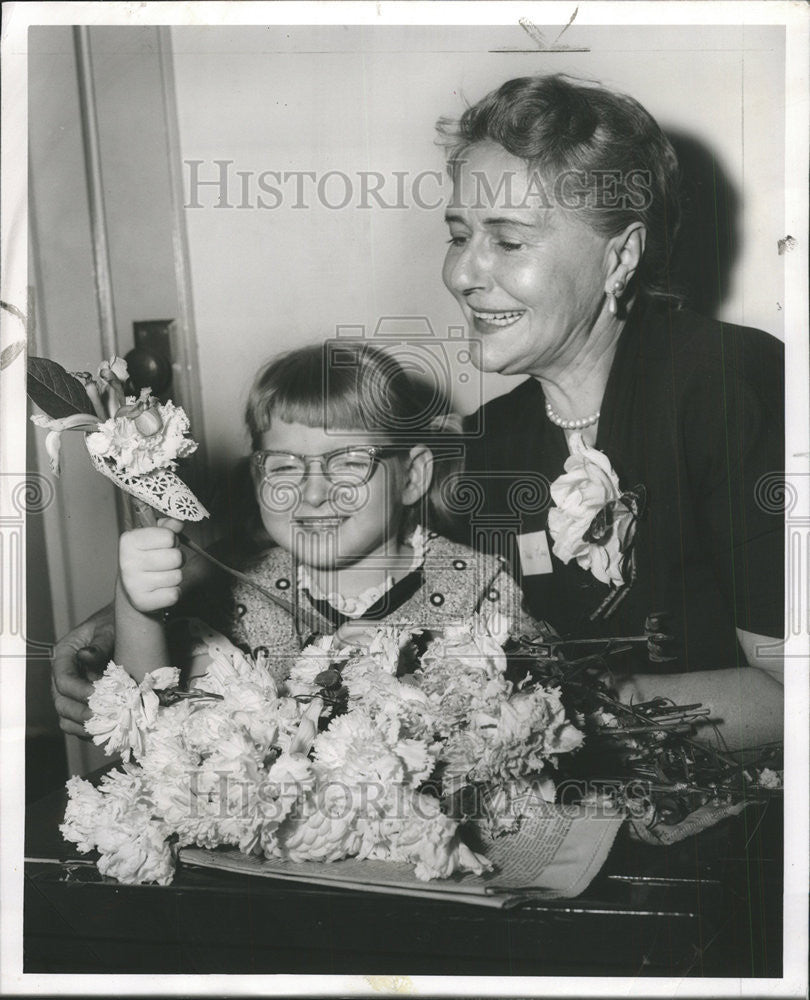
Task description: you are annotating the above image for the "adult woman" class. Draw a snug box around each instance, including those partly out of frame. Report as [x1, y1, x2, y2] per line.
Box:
[438, 75, 783, 739]
[51, 74, 783, 747]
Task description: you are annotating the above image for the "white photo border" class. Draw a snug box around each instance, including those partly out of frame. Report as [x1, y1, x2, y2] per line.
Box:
[1, 1, 807, 997]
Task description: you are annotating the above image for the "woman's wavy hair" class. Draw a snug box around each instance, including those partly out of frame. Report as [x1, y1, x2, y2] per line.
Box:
[241, 341, 463, 545]
[437, 74, 683, 305]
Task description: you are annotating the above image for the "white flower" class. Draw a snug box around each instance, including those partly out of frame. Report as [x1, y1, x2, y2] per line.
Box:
[422, 617, 508, 683]
[341, 653, 434, 744]
[590, 707, 620, 729]
[144, 666, 181, 690]
[30, 413, 99, 476]
[268, 781, 364, 863]
[366, 627, 406, 674]
[440, 685, 583, 790]
[151, 764, 223, 849]
[313, 708, 436, 789]
[416, 632, 512, 738]
[284, 644, 333, 697]
[225, 680, 283, 747]
[84, 662, 172, 761]
[360, 788, 491, 881]
[181, 702, 237, 754]
[96, 356, 129, 415]
[757, 767, 782, 789]
[139, 700, 195, 775]
[60, 777, 106, 853]
[547, 432, 635, 587]
[96, 821, 174, 886]
[98, 355, 129, 384]
[62, 766, 176, 885]
[85, 392, 197, 475]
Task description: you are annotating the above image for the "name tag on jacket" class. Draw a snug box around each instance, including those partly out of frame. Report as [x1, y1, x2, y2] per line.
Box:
[517, 530, 554, 576]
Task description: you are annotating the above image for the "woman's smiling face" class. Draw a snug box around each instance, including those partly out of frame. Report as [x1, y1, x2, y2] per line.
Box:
[442, 142, 611, 378]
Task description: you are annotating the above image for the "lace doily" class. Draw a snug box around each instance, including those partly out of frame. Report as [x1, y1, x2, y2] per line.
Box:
[88, 449, 209, 521]
[298, 525, 428, 618]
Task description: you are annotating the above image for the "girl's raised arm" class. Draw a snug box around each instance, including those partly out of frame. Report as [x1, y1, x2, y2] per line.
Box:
[114, 518, 184, 681]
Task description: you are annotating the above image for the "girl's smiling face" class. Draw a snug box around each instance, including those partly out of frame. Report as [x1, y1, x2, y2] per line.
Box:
[442, 142, 611, 378]
[254, 419, 419, 571]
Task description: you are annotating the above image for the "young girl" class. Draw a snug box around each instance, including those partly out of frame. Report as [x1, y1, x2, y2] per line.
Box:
[114, 342, 533, 682]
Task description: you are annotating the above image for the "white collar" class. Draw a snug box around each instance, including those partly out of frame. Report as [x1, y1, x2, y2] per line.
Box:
[297, 525, 427, 618]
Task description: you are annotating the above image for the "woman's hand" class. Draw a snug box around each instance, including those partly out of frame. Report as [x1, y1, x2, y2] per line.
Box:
[118, 517, 184, 614]
[51, 605, 115, 737]
[611, 666, 783, 751]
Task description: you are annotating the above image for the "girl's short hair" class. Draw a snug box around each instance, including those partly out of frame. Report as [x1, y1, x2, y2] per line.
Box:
[245, 341, 463, 536]
[437, 73, 682, 305]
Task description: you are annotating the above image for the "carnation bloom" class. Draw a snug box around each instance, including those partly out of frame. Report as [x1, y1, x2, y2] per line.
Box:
[313, 708, 436, 789]
[360, 788, 491, 881]
[60, 777, 106, 853]
[547, 432, 635, 587]
[757, 768, 782, 790]
[61, 767, 175, 886]
[84, 663, 178, 761]
[440, 685, 583, 791]
[284, 642, 335, 697]
[85, 390, 197, 475]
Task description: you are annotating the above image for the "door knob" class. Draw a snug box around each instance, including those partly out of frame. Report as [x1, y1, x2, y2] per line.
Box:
[125, 346, 172, 395]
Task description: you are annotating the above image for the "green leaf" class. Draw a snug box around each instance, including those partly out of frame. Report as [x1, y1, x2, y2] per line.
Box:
[27, 356, 95, 419]
[0, 341, 25, 371]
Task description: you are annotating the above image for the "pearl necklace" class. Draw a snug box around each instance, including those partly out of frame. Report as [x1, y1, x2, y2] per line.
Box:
[545, 400, 600, 430]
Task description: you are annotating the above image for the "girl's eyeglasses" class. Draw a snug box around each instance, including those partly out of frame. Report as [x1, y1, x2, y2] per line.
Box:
[252, 445, 408, 487]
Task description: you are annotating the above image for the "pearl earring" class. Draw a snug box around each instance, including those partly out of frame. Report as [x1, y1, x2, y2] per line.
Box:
[607, 279, 625, 316]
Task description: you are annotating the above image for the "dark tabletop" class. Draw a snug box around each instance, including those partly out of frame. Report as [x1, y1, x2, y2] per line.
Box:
[24, 779, 783, 977]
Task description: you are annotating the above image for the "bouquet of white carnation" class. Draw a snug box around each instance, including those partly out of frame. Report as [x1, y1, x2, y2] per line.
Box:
[61, 613, 586, 885]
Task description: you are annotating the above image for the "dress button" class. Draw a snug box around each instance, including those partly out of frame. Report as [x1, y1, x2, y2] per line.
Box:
[486, 588, 500, 602]
[235, 603, 247, 617]
[430, 592, 445, 606]
[452, 559, 467, 570]
[275, 578, 291, 590]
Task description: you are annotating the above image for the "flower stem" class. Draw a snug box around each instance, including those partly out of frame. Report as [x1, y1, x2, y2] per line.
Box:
[178, 533, 327, 639]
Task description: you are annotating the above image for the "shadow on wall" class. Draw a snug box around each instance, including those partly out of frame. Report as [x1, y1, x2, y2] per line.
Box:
[667, 131, 740, 318]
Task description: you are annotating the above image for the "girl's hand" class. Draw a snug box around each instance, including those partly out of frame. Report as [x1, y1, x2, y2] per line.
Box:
[118, 517, 184, 614]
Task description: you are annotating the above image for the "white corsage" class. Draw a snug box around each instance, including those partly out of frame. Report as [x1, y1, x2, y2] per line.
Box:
[547, 432, 644, 590]
[28, 354, 208, 521]
[85, 391, 198, 475]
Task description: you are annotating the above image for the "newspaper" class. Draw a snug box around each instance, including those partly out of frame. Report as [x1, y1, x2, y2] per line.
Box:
[180, 803, 624, 909]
